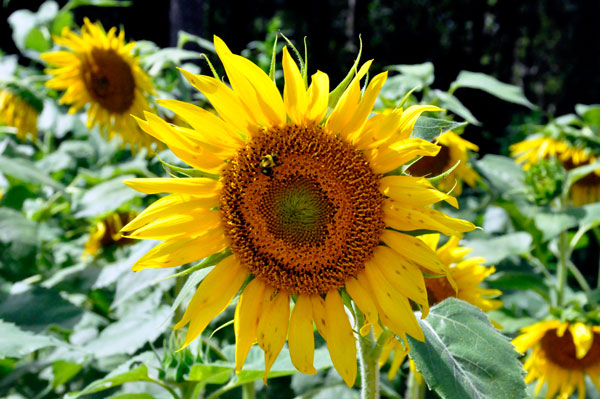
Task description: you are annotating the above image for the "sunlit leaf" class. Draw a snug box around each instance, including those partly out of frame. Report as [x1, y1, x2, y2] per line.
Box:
[0, 320, 68, 359]
[408, 298, 527, 399]
[434, 89, 481, 126]
[0, 155, 65, 190]
[450, 71, 536, 109]
[411, 117, 468, 142]
[74, 175, 141, 218]
[462, 232, 532, 264]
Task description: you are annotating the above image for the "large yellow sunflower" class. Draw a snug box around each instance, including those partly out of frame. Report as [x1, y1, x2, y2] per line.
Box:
[378, 233, 501, 379]
[407, 131, 480, 196]
[122, 37, 475, 386]
[41, 18, 157, 152]
[0, 88, 39, 141]
[513, 320, 600, 399]
[83, 211, 137, 258]
[511, 136, 600, 205]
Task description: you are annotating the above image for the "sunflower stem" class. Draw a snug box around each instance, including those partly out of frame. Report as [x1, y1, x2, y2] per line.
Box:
[556, 197, 569, 307]
[355, 305, 382, 399]
[242, 382, 256, 399]
[405, 367, 426, 399]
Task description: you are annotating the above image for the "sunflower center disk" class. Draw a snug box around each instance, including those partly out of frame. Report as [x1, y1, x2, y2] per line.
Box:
[541, 329, 600, 369]
[81, 48, 135, 113]
[220, 125, 385, 295]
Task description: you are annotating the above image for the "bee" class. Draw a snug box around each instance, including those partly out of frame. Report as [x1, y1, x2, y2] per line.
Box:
[260, 153, 282, 177]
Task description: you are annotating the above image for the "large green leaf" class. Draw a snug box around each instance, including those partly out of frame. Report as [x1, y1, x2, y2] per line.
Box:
[64, 365, 152, 399]
[462, 232, 532, 264]
[450, 71, 536, 109]
[0, 320, 68, 359]
[74, 175, 141, 218]
[475, 155, 526, 196]
[532, 208, 583, 241]
[434, 90, 481, 126]
[411, 117, 468, 142]
[408, 298, 527, 399]
[0, 155, 65, 190]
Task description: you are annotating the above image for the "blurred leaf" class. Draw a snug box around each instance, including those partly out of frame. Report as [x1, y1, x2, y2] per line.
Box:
[462, 232, 532, 264]
[52, 360, 82, 389]
[575, 104, 600, 126]
[63, 0, 131, 10]
[533, 208, 583, 241]
[74, 175, 140, 218]
[450, 71, 536, 109]
[64, 365, 151, 399]
[411, 117, 468, 142]
[475, 155, 525, 195]
[387, 62, 435, 87]
[24, 27, 50, 52]
[0, 155, 65, 190]
[0, 286, 84, 333]
[0, 320, 68, 359]
[563, 158, 600, 198]
[143, 48, 206, 76]
[187, 364, 230, 384]
[0, 208, 37, 246]
[408, 298, 527, 399]
[434, 89, 481, 126]
[51, 11, 73, 35]
[107, 394, 155, 399]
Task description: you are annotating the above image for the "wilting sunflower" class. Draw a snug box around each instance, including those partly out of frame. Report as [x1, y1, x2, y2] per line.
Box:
[122, 37, 475, 386]
[378, 233, 501, 379]
[407, 131, 480, 196]
[83, 211, 137, 258]
[0, 88, 39, 141]
[513, 320, 600, 399]
[41, 18, 157, 152]
[511, 136, 600, 205]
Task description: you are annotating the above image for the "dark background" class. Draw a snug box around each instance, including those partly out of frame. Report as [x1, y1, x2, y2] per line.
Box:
[2, 0, 599, 154]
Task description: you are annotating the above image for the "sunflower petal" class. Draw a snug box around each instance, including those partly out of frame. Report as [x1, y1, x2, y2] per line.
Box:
[380, 175, 458, 208]
[234, 278, 266, 373]
[345, 277, 379, 336]
[123, 177, 220, 195]
[282, 46, 308, 124]
[306, 71, 329, 123]
[570, 322, 594, 359]
[310, 295, 328, 341]
[289, 295, 317, 374]
[257, 288, 290, 384]
[324, 290, 357, 387]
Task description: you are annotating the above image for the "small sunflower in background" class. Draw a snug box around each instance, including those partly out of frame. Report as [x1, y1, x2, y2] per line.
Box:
[121, 36, 476, 386]
[511, 136, 600, 205]
[378, 234, 502, 379]
[42, 18, 158, 152]
[83, 211, 137, 258]
[407, 131, 480, 196]
[0, 88, 40, 141]
[513, 320, 600, 399]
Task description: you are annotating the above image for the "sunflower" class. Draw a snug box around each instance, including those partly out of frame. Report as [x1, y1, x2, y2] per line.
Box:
[511, 136, 600, 205]
[0, 88, 39, 141]
[378, 233, 501, 379]
[41, 18, 157, 152]
[83, 211, 137, 258]
[513, 320, 600, 399]
[122, 37, 476, 386]
[407, 131, 480, 196]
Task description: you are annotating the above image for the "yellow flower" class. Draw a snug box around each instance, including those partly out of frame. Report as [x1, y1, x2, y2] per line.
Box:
[407, 131, 480, 196]
[513, 320, 600, 399]
[379, 233, 501, 379]
[83, 211, 137, 258]
[511, 136, 600, 205]
[0, 89, 39, 141]
[41, 18, 158, 152]
[122, 36, 475, 386]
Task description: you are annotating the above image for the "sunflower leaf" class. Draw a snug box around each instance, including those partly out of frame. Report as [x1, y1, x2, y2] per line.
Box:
[450, 71, 536, 109]
[411, 117, 468, 142]
[408, 298, 527, 399]
[563, 158, 600, 198]
[0, 320, 69, 359]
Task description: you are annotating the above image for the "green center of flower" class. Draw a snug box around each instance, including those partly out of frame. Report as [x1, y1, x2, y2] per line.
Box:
[219, 124, 385, 295]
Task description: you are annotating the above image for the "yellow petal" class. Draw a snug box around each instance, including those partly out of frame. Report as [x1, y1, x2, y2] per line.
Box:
[306, 71, 329, 124]
[340, 71, 387, 140]
[178, 68, 257, 136]
[122, 194, 218, 232]
[384, 200, 476, 236]
[380, 230, 447, 275]
[125, 210, 221, 240]
[368, 138, 441, 174]
[123, 177, 220, 195]
[310, 295, 328, 341]
[363, 262, 424, 341]
[380, 175, 458, 208]
[397, 105, 441, 140]
[282, 46, 308, 124]
[324, 290, 357, 387]
[214, 36, 285, 127]
[177, 256, 248, 348]
[289, 295, 317, 374]
[345, 277, 378, 336]
[570, 322, 594, 359]
[257, 288, 290, 384]
[234, 278, 266, 373]
[132, 226, 227, 271]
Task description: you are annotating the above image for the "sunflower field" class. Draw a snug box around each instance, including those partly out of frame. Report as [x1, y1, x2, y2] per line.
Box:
[1, 1, 600, 399]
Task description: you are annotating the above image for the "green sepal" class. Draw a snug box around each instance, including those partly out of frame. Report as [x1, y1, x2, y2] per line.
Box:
[268, 34, 278, 82]
[280, 33, 306, 87]
[427, 160, 461, 184]
[328, 35, 363, 109]
[157, 155, 220, 180]
[158, 249, 232, 282]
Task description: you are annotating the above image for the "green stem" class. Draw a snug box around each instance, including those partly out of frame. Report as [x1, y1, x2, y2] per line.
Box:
[242, 382, 256, 399]
[405, 368, 425, 399]
[556, 197, 569, 307]
[354, 304, 388, 399]
[594, 227, 600, 289]
[179, 381, 200, 399]
[147, 377, 179, 399]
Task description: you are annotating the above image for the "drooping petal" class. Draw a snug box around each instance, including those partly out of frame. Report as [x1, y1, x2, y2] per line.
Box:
[380, 175, 458, 208]
[282, 46, 308, 124]
[368, 138, 441, 174]
[384, 200, 476, 236]
[345, 277, 379, 335]
[324, 290, 357, 387]
[176, 256, 248, 348]
[289, 295, 317, 374]
[234, 278, 266, 373]
[310, 295, 328, 341]
[256, 288, 290, 384]
[570, 322, 594, 359]
[380, 230, 449, 276]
